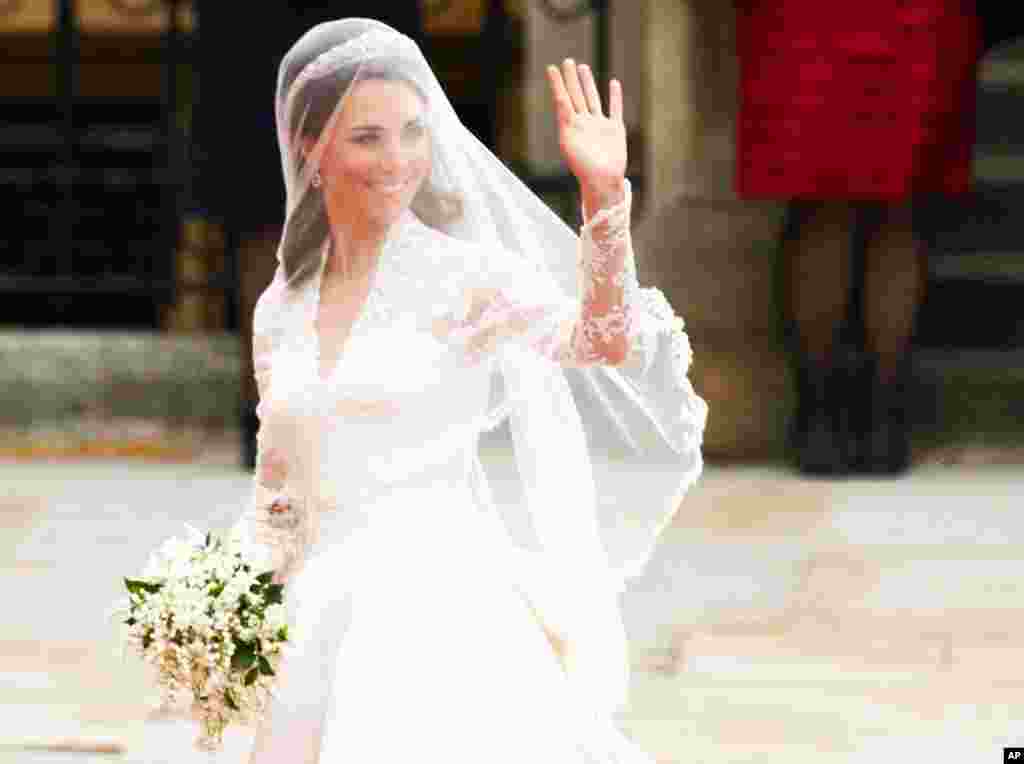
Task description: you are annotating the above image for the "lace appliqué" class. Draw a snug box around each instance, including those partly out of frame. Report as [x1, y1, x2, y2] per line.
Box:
[570, 181, 637, 365]
[578, 186, 633, 302]
[576, 181, 694, 384]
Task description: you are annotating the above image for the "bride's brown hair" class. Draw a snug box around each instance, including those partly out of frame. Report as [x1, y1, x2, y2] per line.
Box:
[278, 53, 463, 290]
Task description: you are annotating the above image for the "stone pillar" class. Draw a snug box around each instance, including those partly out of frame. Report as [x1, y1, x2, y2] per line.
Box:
[524, 1, 643, 177]
[636, 0, 791, 459]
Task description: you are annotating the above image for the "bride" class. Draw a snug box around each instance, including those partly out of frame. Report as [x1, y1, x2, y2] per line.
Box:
[230, 17, 708, 763]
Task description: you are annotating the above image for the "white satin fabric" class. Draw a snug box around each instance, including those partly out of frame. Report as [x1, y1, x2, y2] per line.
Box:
[249, 462, 653, 763]
[232, 207, 704, 762]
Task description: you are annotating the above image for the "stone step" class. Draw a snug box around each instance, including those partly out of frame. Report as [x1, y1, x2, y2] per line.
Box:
[929, 251, 1024, 283]
[625, 680, 1024, 763]
[6, 462, 1024, 764]
[921, 183, 1024, 255]
[2, 327, 1023, 463]
[0, 331, 240, 427]
[975, 83, 1024, 154]
[917, 278, 1024, 348]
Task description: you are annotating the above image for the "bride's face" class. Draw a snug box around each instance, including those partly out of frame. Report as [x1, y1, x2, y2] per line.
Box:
[318, 77, 432, 229]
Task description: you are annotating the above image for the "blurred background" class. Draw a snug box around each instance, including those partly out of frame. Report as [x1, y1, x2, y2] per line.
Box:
[0, 0, 652, 465]
[2, 2, 1024, 762]
[0, 0, 1021, 466]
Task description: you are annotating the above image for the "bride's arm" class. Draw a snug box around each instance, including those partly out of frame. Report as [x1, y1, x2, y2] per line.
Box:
[560, 178, 635, 366]
[230, 324, 305, 585]
[543, 58, 634, 365]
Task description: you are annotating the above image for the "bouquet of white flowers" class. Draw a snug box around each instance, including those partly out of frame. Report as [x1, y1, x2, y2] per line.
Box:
[112, 522, 292, 752]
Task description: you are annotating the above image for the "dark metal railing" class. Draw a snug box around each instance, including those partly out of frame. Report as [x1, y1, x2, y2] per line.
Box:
[0, 0, 212, 327]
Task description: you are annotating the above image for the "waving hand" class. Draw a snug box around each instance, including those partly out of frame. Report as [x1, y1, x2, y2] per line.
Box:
[545, 58, 627, 209]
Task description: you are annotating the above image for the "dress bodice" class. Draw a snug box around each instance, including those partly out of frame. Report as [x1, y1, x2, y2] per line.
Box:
[242, 189, 707, 602]
[256, 213, 500, 526]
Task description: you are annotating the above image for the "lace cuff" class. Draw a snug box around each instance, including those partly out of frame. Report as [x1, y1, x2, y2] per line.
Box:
[570, 179, 638, 365]
[578, 179, 634, 302]
[577, 180, 690, 377]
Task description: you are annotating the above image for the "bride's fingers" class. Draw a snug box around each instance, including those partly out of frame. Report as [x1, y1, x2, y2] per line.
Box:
[545, 65, 574, 125]
[579, 64, 604, 116]
[608, 78, 623, 123]
[560, 58, 589, 115]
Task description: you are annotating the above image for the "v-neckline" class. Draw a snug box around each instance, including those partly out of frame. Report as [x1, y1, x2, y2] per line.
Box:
[310, 212, 413, 384]
[311, 241, 380, 384]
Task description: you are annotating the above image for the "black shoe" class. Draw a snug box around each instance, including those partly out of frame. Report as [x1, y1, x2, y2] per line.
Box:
[788, 356, 853, 477]
[855, 357, 912, 476]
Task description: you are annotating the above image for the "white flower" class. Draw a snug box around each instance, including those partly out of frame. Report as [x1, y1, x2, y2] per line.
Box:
[263, 604, 286, 630]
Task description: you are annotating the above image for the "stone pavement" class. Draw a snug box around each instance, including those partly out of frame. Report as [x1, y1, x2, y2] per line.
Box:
[1, 457, 1023, 763]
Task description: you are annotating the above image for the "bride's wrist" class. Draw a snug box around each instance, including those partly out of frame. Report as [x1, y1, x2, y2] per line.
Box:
[580, 178, 626, 220]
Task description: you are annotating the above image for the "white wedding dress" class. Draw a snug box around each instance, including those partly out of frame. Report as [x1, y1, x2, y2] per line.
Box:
[232, 191, 707, 762]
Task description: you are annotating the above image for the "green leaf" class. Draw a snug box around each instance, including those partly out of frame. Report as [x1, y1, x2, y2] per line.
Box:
[205, 531, 212, 548]
[258, 655, 275, 677]
[255, 571, 275, 586]
[230, 641, 257, 672]
[245, 667, 260, 686]
[125, 578, 163, 597]
[276, 625, 289, 642]
[264, 584, 284, 606]
[124, 617, 137, 627]
[224, 688, 239, 711]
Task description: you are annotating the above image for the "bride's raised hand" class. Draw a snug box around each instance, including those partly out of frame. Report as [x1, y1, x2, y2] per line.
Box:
[545, 58, 627, 211]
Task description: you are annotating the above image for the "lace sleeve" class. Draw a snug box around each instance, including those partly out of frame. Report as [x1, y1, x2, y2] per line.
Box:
[230, 305, 308, 584]
[433, 179, 647, 368]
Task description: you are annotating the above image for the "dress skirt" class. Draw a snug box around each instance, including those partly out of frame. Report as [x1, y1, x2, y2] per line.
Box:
[735, 0, 982, 200]
[245, 474, 655, 763]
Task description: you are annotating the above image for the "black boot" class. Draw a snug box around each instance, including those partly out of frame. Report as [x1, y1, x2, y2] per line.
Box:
[788, 355, 853, 477]
[855, 355, 912, 475]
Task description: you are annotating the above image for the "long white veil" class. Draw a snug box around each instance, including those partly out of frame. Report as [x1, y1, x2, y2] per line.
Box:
[248, 18, 707, 717]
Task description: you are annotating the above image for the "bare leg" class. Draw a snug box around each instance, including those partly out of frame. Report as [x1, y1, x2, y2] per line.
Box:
[783, 201, 857, 476]
[784, 201, 856, 365]
[857, 201, 922, 474]
[862, 202, 925, 382]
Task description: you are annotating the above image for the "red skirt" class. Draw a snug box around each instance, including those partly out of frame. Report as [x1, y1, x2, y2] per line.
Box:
[735, 0, 982, 200]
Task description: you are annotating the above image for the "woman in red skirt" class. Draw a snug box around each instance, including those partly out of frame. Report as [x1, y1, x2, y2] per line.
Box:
[735, 0, 983, 475]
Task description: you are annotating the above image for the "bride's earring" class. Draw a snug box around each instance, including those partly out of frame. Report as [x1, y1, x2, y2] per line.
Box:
[312, 170, 322, 189]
